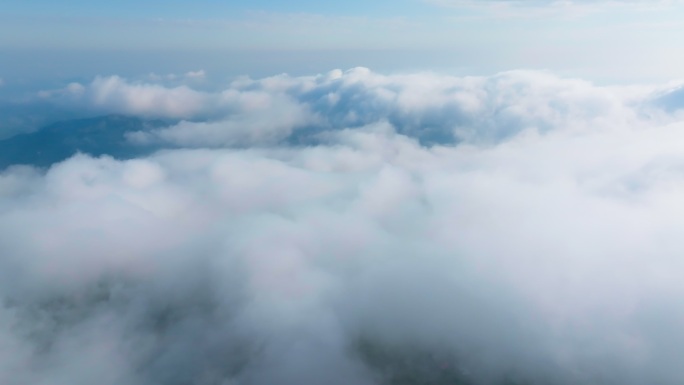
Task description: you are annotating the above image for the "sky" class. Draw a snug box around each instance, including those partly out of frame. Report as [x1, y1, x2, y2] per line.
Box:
[3, 0, 684, 83]
[5, 2, 684, 385]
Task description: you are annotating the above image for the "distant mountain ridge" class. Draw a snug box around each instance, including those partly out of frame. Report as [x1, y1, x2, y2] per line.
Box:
[0, 115, 171, 170]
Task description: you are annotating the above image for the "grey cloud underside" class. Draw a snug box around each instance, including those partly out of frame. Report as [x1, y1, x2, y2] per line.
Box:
[4, 69, 684, 384]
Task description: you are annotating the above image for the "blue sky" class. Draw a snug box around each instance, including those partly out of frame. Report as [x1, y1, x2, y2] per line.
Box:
[2, 0, 430, 18]
[2, 0, 684, 82]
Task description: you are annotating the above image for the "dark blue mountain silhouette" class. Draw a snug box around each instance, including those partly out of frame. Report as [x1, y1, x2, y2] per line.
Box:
[0, 115, 170, 169]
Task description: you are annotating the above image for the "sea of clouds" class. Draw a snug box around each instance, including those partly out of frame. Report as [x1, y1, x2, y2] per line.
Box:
[3, 68, 684, 384]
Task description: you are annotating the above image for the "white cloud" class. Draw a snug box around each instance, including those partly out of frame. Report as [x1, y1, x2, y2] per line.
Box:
[184, 69, 206, 80]
[36, 68, 681, 148]
[128, 91, 315, 147]
[6, 69, 684, 384]
[105, 68, 658, 147]
[41, 76, 215, 119]
[87, 76, 211, 118]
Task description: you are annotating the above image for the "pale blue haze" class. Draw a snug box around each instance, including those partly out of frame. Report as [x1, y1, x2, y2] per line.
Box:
[2, 1, 684, 83]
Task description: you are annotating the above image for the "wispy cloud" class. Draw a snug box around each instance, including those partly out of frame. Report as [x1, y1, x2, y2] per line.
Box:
[184, 69, 206, 80]
[428, 0, 684, 18]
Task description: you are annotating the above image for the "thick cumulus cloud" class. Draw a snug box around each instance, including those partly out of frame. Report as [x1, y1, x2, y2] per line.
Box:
[5, 69, 684, 384]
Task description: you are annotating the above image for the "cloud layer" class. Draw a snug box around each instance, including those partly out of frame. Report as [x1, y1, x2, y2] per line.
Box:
[40, 67, 677, 148]
[4, 69, 684, 384]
